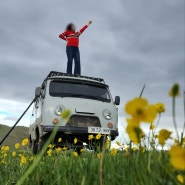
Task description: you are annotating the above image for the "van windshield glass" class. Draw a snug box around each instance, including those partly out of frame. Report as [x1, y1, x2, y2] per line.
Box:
[49, 81, 111, 102]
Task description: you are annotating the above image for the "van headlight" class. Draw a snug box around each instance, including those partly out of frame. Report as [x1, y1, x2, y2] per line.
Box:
[54, 105, 65, 116]
[103, 109, 112, 120]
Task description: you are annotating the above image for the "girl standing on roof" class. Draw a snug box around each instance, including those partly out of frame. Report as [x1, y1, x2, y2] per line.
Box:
[59, 21, 92, 76]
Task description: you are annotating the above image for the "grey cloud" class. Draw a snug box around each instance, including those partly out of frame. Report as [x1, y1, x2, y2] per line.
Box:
[3, 116, 18, 122]
[0, 0, 184, 127]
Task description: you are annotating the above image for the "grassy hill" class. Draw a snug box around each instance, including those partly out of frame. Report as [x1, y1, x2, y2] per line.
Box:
[0, 124, 28, 148]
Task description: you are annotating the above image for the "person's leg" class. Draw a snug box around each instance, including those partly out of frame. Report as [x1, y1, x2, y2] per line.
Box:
[66, 46, 74, 75]
[74, 47, 81, 76]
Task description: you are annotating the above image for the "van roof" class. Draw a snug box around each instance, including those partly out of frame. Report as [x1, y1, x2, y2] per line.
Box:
[43, 71, 106, 85]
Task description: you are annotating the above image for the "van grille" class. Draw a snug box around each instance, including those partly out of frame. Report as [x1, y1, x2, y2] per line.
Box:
[66, 115, 101, 127]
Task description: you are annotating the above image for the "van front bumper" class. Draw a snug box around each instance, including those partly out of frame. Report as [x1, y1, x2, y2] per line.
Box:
[42, 126, 119, 137]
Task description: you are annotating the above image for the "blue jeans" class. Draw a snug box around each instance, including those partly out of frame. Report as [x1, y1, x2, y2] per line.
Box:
[66, 46, 81, 75]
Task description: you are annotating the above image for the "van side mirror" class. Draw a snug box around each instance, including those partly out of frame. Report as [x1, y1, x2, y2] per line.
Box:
[114, 96, 120, 105]
[35, 87, 41, 98]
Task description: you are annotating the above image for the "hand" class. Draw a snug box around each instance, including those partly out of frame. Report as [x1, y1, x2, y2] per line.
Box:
[87, 20, 92, 26]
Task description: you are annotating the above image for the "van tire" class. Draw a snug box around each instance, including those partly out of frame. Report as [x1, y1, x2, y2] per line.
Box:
[38, 137, 47, 153]
[32, 140, 38, 154]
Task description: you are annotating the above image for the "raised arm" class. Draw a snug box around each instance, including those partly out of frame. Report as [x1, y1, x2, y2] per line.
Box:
[78, 20, 92, 35]
[59, 32, 67, 41]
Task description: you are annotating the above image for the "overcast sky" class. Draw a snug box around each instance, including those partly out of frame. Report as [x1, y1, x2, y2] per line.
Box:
[0, 0, 184, 142]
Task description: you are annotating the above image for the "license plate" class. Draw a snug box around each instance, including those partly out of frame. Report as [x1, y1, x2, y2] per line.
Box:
[88, 127, 110, 134]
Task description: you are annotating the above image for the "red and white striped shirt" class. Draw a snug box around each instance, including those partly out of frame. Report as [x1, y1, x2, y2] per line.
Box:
[59, 25, 88, 47]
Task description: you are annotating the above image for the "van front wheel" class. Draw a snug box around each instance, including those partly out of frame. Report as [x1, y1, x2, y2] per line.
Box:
[37, 138, 47, 153]
[31, 140, 38, 154]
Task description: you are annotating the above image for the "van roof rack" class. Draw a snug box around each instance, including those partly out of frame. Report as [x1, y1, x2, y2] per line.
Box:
[45, 71, 105, 83]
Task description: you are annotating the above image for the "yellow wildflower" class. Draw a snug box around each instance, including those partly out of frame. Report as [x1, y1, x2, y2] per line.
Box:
[116, 141, 122, 146]
[169, 145, 185, 170]
[0, 160, 6, 165]
[80, 148, 86, 153]
[168, 83, 180, 97]
[55, 147, 62, 154]
[62, 147, 68, 151]
[125, 98, 157, 123]
[21, 138, 29, 146]
[15, 143, 20, 149]
[29, 157, 34, 161]
[47, 149, 52, 156]
[5, 146, 9, 151]
[12, 152, 16, 157]
[97, 153, 102, 159]
[126, 118, 140, 127]
[2, 146, 9, 151]
[177, 174, 184, 184]
[140, 146, 146, 153]
[125, 146, 129, 152]
[145, 105, 157, 123]
[125, 98, 147, 121]
[125, 97, 148, 112]
[88, 135, 94, 140]
[158, 129, 171, 146]
[111, 148, 118, 156]
[132, 146, 138, 151]
[155, 103, 165, 113]
[126, 124, 144, 144]
[150, 124, 155, 130]
[73, 152, 78, 157]
[74, 138, 78, 144]
[3, 153, 7, 158]
[61, 110, 71, 119]
[48, 144, 54, 149]
[106, 140, 111, 150]
[20, 156, 27, 166]
[96, 134, 101, 140]
[58, 138, 62, 143]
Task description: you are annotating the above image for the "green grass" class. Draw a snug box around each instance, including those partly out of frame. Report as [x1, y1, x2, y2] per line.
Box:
[0, 150, 179, 185]
[0, 145, 183, 185]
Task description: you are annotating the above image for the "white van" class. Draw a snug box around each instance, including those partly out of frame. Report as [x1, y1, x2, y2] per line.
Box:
[29, 71, 120, 153]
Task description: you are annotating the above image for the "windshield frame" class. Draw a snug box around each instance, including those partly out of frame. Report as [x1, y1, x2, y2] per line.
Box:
[49, 79, 111, 103]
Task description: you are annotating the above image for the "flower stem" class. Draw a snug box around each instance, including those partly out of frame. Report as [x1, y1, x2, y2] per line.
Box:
[154, 113, 161, 132]
[172, 97, 179, 142]
[99, 135, 106, 185]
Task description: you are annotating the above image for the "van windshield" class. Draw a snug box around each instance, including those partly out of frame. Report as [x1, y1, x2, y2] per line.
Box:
[49, 80, 111, 102]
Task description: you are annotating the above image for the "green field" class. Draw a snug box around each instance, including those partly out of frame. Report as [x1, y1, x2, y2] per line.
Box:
[0, 140, 184, 185]
[0, 147, 182, 185]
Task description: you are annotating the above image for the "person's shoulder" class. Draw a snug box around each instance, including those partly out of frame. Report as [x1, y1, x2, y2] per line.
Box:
[65, 30, 74, 35]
